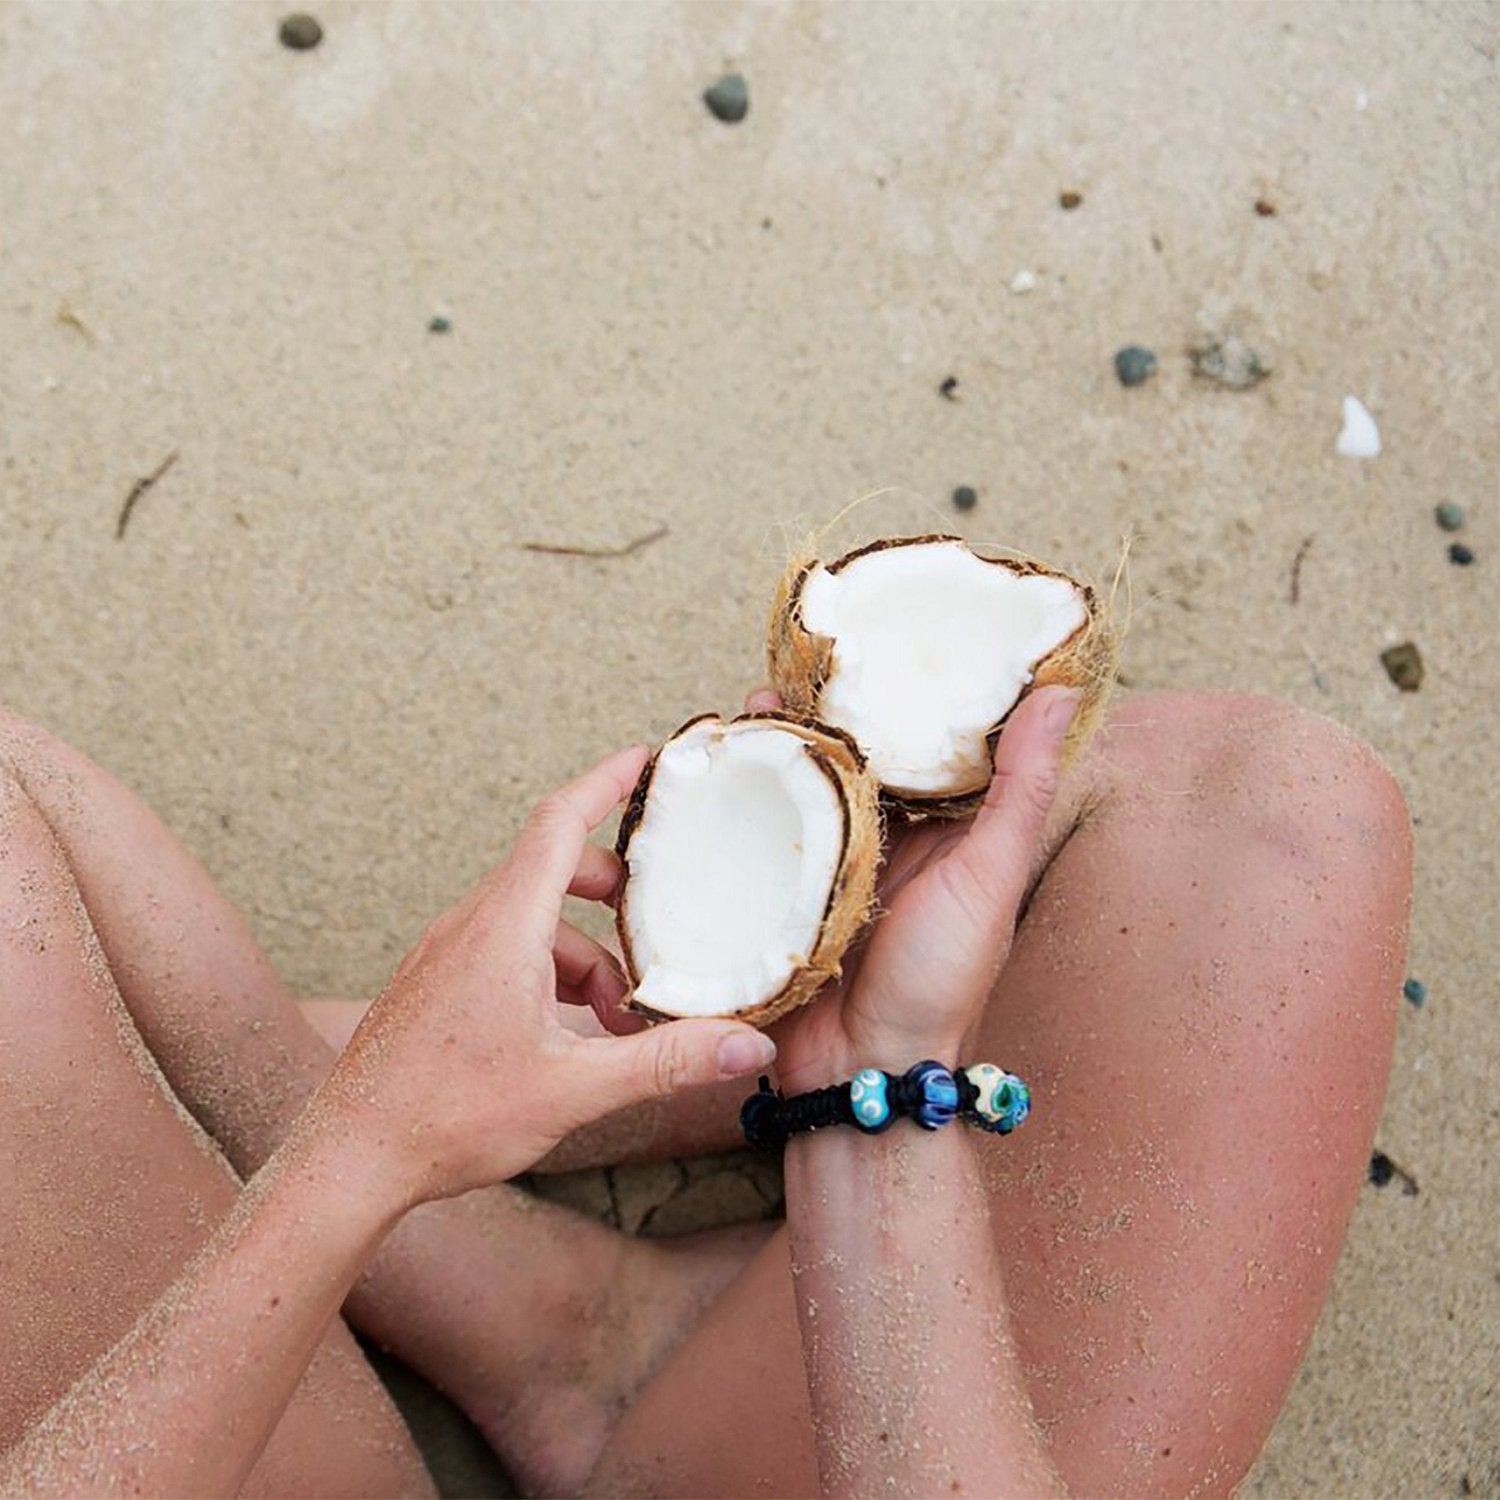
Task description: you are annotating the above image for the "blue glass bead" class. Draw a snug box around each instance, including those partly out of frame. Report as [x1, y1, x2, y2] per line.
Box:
[908, 1061, 959, 1130]
[849, 1068, 892, 1132]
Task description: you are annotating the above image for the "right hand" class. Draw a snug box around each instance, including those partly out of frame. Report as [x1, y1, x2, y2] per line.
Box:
[745, 686, 1078, 1092]
[312, 745, 777, 1209]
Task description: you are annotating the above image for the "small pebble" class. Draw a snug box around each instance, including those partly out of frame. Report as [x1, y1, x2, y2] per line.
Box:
[703, 73, 749, 124]
[1434, 502, 1465, 532]
[1009, 268, 1038, 295]
[1448, 542, 1475, 566]
[427, 315, 452, 334]
[939, 376, 959, 401]
[1402, 978, 1428, 1009]
[278, 12, 323, 50]
[1058, 190, 1083, 211]
[1191, 333, 1271, 390]
[952, 485, 978, 513]
[1114, 346, 1158, 387]
[1254, 198, 1278, 217]
[1380, 641, 1424, 692]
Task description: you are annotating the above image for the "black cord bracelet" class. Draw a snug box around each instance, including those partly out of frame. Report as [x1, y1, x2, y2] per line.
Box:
[741, 1061, 1031, 1150]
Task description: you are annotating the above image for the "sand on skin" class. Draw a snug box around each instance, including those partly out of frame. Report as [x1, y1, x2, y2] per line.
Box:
[0, 2, 1496, 1493]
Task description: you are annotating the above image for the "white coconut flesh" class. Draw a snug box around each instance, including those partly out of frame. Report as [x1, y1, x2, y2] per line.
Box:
[622, 720, 848, 1018]
[799, 540, 1089, 795]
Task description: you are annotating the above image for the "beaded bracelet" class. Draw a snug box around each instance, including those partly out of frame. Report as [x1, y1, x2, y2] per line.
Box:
[740, 1060, 1030, 1151]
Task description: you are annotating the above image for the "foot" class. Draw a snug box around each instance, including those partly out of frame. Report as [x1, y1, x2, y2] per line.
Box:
[469, 1219, 777, 1496]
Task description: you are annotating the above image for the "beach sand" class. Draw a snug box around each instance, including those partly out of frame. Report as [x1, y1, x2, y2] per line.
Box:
[1, 1, 1496, 1493]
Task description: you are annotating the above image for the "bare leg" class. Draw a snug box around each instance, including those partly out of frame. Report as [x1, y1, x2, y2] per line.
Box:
[0, 709, 761, 1496]
[0, 765, 430, 1496]
[584, 692, 1411, 1496]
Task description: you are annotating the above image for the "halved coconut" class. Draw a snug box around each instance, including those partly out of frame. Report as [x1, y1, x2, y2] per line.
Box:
[616, 712, 880, 1027]
[769, 535, 1116, 815]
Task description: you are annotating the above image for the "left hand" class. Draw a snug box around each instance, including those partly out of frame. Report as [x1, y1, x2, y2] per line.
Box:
[312, 745, 777, 1207]
[754, 686, 1080, 1092]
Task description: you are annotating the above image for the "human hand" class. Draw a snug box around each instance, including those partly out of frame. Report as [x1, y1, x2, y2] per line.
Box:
[745, 686, 1079, 1091]
[312, 746, 777, 1208]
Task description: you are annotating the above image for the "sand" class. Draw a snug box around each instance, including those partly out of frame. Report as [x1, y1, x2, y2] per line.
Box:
[1, 0, 1496, 1493]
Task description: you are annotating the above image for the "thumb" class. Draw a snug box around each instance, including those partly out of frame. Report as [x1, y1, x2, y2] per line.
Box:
[577, 1019, 777, 1118]
[938, 686, 1080, 933]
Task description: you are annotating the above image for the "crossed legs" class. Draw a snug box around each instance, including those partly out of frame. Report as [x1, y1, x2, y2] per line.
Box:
[581, 692, 1411, 1496]
[0, 691, 1410, 1497]
[0, 710, 763, 1496]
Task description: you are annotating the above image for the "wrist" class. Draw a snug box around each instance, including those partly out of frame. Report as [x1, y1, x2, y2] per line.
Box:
[776, 1030, 966, 1095]
[289, 1084, 422, 1227]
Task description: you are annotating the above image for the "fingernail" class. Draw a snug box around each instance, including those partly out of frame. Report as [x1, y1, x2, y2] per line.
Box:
[1044, 689, 1082, 737]
[718, 1030, 777, 1077]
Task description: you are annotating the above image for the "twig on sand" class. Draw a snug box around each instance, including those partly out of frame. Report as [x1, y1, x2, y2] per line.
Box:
[1289, 534, 1314, 604]
[56, 303, 97, 342]
[115, 450, 180, 540]
[521, 524, 668, 560]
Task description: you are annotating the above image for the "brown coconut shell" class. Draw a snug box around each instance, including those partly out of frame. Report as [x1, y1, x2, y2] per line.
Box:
[767, 534, 1119, 818]
[615, 711, 883, 1029]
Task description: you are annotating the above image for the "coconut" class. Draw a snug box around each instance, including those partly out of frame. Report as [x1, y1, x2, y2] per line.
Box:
[616, 712, 881, 1027]
[769, 535, 1116, 815]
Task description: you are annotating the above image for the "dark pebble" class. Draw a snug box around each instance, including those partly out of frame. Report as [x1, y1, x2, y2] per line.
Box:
[427, 315, 452, 334]
[1368, 1150, 1419, 1195]
[1403, 978, 1428, 1009]
[1114, 345, 1158, 387]
[1434, 501, 1465, 532]
[939, 375, 959, 402]
[1380, 640, 1424, 692]
[1448, 542, 1475, 566]
[1254, 198, 1278, 217]
[1058, 189, 1083, 210]
[952, 485, 978, 512]
[278, 12, 323, 50]
[703, 73, 749, 124]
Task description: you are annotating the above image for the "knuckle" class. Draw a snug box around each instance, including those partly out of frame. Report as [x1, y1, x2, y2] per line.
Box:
[993, 761, 1059, 826]
[933, 851, 998, 934]
[1022, 763, 1061, 820]
[529, 791, 576, 834]
[649, 1034, 695, 1097]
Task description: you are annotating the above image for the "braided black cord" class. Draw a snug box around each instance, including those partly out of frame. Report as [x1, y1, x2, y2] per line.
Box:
[954, 1070, 980, 1117]
[740, 1076, 853, 1149]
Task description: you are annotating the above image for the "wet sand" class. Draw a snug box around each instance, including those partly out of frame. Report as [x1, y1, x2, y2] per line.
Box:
[1, 1, 1496, 1493]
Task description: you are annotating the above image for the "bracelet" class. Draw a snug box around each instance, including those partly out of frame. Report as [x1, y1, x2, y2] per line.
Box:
[740, 1061, 1030, 1151]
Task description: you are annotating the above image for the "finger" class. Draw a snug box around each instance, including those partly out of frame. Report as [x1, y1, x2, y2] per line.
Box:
[497, 744, 651, 936]
[568, 844, 625, 906]
[553, 920, 642, 1032]
[933, 687, 1079, 936]
[574, 1019, 777, 1119]
[744, 688, 782, 713]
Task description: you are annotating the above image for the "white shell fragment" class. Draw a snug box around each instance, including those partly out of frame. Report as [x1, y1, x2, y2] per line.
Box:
[1009, 268, 1038, 295]
[620, 718, 847, 1019]
[798, 540, 1088, 797]
[1336, 395, 1381, 459]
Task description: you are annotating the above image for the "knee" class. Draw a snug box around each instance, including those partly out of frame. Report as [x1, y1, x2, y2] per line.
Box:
[0, 706, 41, 784]
[1102, 690, 1412, 880]
[0, 720, 31, 815]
